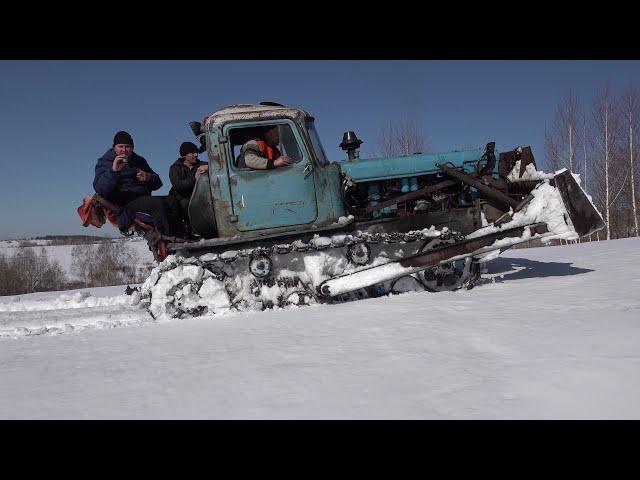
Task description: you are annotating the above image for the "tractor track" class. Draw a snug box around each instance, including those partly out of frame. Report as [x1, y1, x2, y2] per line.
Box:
[141, 227, 481, 320]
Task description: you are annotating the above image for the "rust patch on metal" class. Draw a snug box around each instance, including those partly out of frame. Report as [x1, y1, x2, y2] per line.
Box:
[213, 198, 237, 238]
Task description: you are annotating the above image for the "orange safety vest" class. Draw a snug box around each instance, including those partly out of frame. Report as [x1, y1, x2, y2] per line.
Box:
[256, 140, 281, 160]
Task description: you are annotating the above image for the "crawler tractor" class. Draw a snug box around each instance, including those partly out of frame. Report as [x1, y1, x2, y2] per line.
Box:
[116, 102, 603, 318]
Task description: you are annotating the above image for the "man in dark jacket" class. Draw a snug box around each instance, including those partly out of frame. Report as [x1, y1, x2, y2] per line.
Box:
[169, 141, 209, 234]
[93, 131, 178, 236]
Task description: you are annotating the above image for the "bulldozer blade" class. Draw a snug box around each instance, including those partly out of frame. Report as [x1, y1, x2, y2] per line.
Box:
[553, 170, 605, 237]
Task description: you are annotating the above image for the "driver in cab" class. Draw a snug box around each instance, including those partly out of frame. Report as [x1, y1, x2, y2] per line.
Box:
[238, 125, 293, 170]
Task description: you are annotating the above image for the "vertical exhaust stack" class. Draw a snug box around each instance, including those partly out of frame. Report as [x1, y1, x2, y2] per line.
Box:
[340, 131, 363, 161]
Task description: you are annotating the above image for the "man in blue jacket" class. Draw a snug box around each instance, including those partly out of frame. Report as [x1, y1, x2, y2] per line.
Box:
[93, 131, 177, 235]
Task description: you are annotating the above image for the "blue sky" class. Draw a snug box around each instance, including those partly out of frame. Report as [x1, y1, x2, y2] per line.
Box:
[1, 60, 640, 239]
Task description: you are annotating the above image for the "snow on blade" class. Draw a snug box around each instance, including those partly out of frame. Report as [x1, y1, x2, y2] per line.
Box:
[507, 159, 554, 182]
[468, 178, 581, 246]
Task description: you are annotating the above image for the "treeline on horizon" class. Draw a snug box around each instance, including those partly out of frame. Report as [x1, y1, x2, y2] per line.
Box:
[0, 239, 151, 296]
[542, 81, 640, 241]
[7, 235, 118, 245]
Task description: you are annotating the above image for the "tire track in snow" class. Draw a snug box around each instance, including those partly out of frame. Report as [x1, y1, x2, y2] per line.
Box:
[0, 291, 152, 338]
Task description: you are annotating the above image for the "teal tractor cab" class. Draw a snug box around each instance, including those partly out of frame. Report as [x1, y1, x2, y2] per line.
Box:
[182, 103, 532, 245]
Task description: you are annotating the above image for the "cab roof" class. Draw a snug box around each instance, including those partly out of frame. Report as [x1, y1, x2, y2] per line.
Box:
[204, 104, 313, 132]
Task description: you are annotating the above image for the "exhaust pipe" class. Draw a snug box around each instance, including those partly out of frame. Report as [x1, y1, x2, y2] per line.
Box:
[339, 131, 363, 161]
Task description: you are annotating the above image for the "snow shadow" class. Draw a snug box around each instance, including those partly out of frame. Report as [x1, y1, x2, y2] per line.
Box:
[482, 257, 594, 283]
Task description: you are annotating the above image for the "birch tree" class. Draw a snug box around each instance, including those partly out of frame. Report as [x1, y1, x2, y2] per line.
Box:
[589, 84, 628, 240]
[377, 116, 428, 157]
[582, 112, 588, 193]
[622, 82, 639, 236]
[544, 90, 582, 173]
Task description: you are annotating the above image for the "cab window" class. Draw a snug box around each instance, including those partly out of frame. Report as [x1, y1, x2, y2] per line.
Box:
[229, 123, 303, 170]
[306, 120, 330, 166]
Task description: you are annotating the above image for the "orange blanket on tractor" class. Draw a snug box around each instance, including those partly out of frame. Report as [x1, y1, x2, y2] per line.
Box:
[76, 194, 168, 261]
[77, 195, 119, 228]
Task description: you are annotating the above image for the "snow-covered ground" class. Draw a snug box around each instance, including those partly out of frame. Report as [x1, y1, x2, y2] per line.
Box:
[0, 237, 639, 419]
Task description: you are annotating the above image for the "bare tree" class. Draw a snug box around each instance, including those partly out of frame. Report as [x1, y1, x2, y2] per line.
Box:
[377, 116, 428, 157]
[583, 112, 588, 192]
[588, 83, 630, 240]
[590, 85, 612, 239]
[545, 84, 640, 241]
[622, 82, 640, 236]
[38, 249, 65, 291]
[0, 247, 66, 295]
[544, 90, 582, 173]
[71, 239, 143, 287]
[0, 253, 13, 296]
[12, 248, 51, 293]
[377, 120, 396, 157]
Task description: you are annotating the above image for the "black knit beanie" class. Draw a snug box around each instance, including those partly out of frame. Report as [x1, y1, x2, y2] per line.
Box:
[180, 141, 199, 157]
[113, 131, 134, 147]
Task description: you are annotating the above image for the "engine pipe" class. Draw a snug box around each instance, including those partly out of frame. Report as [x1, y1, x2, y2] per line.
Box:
[437, 162, 520, 209]
[342, 179, 458, 217]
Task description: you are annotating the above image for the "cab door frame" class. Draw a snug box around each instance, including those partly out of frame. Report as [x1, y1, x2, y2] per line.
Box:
[222, 119, 319, 232]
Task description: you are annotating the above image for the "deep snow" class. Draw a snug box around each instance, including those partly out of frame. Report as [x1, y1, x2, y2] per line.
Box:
[0, 237, 639, 419]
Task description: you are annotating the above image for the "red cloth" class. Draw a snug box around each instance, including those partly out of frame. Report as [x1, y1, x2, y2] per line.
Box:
[77, 195, 119, 228]
[77, 195, 103, 228]
[77, 194, 169, 261]
[104, 206, 119, 226]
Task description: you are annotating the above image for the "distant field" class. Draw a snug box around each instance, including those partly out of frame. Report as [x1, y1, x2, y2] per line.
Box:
[0, 236, 155, 282]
